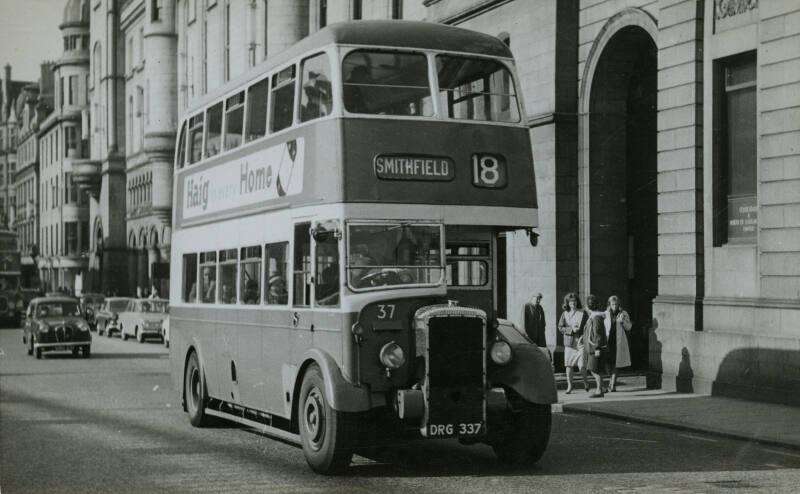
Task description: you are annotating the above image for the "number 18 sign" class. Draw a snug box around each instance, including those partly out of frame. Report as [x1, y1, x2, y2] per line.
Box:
[471, 153, 507, 188]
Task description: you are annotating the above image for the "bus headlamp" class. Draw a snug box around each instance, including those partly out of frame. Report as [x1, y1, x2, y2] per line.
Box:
[379, 341, 405, 370]
[490, 340, 512, 365]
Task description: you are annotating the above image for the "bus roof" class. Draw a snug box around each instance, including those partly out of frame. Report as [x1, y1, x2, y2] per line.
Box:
[185, 20, 513, 115]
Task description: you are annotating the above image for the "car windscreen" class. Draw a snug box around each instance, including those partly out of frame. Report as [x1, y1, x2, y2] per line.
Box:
[37, 302, 82, 318]
[109, 301, 128, 312]
[141, 301, 169, 313]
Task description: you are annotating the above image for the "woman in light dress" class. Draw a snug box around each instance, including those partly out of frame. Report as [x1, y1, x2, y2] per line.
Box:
[604, 295, 633, 392]
[557, 293, 589, 393]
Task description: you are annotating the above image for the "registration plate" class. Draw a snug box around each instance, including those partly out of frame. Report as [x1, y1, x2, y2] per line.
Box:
[426, 422, 484, 438]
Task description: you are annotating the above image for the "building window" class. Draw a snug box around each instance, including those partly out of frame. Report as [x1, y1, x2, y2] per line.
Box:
[318, 0, 327, 29]
[352, 0, 362, 20]
[65, 127, 77, 157]
[188, 0, 197, 23]
[151, 0, 163, 21]
[263, 0, 269, 60]
[391, 0, 402, 19]
[69, 75, 78, 105]
[202, 16, 208, 94]
[128, 36, 134, 72]
[715, 52, 757, 245]
[224, 0, 231, 81]
[65, 222, 78, 256]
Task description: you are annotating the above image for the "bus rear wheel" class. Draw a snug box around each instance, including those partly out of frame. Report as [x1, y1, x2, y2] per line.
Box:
[490, 401, 551, 465]
[298, 364, 356, 474]
[184, 351, 213, 427]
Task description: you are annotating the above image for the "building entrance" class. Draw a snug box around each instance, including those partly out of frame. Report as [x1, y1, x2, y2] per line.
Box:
[588, 26, 657, 369]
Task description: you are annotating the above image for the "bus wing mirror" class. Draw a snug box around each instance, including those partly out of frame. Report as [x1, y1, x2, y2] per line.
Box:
[526, 228, 539, 247]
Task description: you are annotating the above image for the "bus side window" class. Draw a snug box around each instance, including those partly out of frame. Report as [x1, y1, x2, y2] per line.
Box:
[224, 91, 244, 150]
[218, 249, 237, 304]
[205, 102, 223, 158]
[199, 251, 217, 303]
[265, 242, 288, 305]
[245, 78, 269, 142]
[240, 245, 262, 304]
[300, 53, 332, 122]
[315, 230, 340, 307]
[187, 114, 204, 164]
[292, 223, 311, 307]
[270, 65, 296, 133]
[183, 253, 198, 302]
[176, 121, 187, 169]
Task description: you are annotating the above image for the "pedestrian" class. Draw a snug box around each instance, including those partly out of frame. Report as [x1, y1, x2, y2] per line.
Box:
[557, 292, 590, 393]
[523, 292, 547, 348]
[583, 294, 607, 398]
[149, 285, 159, 299]
[136, 286, 143, 298]
[604, 295, 633, 391]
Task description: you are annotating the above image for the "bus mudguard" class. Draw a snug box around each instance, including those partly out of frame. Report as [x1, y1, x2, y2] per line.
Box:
[298, 348, 373, 413]
[490, 343, 558, 405]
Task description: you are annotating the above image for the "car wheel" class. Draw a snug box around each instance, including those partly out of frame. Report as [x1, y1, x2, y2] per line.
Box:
[164, 338, 169, 349]
[298, 364, 356, 475]
[184, 351, 214, 427]
[82, 345, 91, 358]
[121, 328, 128, 341]
[72, 347, 80, 357]
[490, 400, 551, 465]
[35, 345, 42, 359]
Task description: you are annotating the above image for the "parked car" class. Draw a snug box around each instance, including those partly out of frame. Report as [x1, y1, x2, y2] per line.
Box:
[94, 297, 133, 337]
[22, 296, 92, 358]
[79, 292, 106, 331]
[162, 315, 170, 348]
[119, 298, 169, 343]
[0, 291, 22, 327]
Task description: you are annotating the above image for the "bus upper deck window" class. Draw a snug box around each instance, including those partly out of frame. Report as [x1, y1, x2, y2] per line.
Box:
[176, 122, 187, 169]
[245, 78, 269, 142]
[270, 65, 296, 133]
[300, 53, 332, 122]
[224, 91, 245, 150]
[436, 55, 520, 123]
[342, 50, 432, 116]
[205, 102, 223, 158]
[187, 114, 204, 165]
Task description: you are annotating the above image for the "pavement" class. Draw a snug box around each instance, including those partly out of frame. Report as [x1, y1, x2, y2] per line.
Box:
[553, 373, 800, 451]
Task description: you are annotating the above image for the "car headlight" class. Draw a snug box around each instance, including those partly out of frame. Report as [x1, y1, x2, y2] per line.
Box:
[78, 322, 90, 332]
[38, 323, 51, 332]
[379, 341, 406, 369]
[490, 340, 512, 365]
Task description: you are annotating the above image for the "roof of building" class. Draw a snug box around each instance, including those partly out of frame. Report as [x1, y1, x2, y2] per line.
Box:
[62, 0, 89, 26]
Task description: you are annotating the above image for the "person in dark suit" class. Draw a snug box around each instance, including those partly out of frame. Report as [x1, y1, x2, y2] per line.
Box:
[523, 292, 547, 348]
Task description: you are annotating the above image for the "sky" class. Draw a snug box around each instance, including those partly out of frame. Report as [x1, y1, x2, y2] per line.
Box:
[0, 0, 64, 82]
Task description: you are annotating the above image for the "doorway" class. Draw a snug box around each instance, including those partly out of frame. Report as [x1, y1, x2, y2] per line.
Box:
[588, 26, 657, 369]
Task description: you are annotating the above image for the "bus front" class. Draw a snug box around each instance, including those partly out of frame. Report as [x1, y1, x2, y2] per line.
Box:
[332, 25, 555, 468]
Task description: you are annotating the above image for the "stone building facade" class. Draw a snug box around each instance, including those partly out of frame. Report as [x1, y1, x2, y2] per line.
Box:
[426, 0, 799, 404]
[37, 0, 92, 293]
[0, 65, 33, 230]
[14, 64, 54, 288]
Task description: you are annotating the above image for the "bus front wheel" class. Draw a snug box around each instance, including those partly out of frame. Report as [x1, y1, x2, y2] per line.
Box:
[184, 351, 213, 427]
[298, 364, 356, 474]
[490, 401, 551, 465]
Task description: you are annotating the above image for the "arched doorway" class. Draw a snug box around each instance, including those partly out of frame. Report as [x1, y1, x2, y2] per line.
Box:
[585, 23, 658, 369]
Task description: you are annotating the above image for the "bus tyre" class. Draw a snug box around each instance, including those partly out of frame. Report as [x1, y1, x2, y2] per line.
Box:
[298, 364, 356, 474]
[184, 352, 213, 427]
[490, 402, 552, 465]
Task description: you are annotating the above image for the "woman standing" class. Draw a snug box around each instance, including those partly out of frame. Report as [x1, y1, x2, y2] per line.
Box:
[557, 293, 589, 393]
[604, 295, 633, 391]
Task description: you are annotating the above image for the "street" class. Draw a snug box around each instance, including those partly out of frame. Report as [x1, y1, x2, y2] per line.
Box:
[1, 327, 799, 494]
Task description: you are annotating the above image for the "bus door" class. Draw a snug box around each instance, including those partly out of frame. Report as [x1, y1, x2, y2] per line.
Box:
[444, 226, 494, 319]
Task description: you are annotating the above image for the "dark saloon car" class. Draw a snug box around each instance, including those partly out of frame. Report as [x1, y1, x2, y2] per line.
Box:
[22, 296, 92, 358]
[94, 297, 132, 337]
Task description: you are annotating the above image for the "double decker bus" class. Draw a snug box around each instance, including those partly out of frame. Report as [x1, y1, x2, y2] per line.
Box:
[0, 230, 23, 325]
[170, 21, 556, 474]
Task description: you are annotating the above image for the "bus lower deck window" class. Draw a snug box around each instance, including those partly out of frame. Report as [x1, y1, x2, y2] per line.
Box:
[218, 248, 238, 304]
[265, 242, 288, 305]
[240, 245, 262, 304]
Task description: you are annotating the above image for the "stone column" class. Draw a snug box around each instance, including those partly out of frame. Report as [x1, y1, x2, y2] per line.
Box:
[266, 0, 309, 57]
